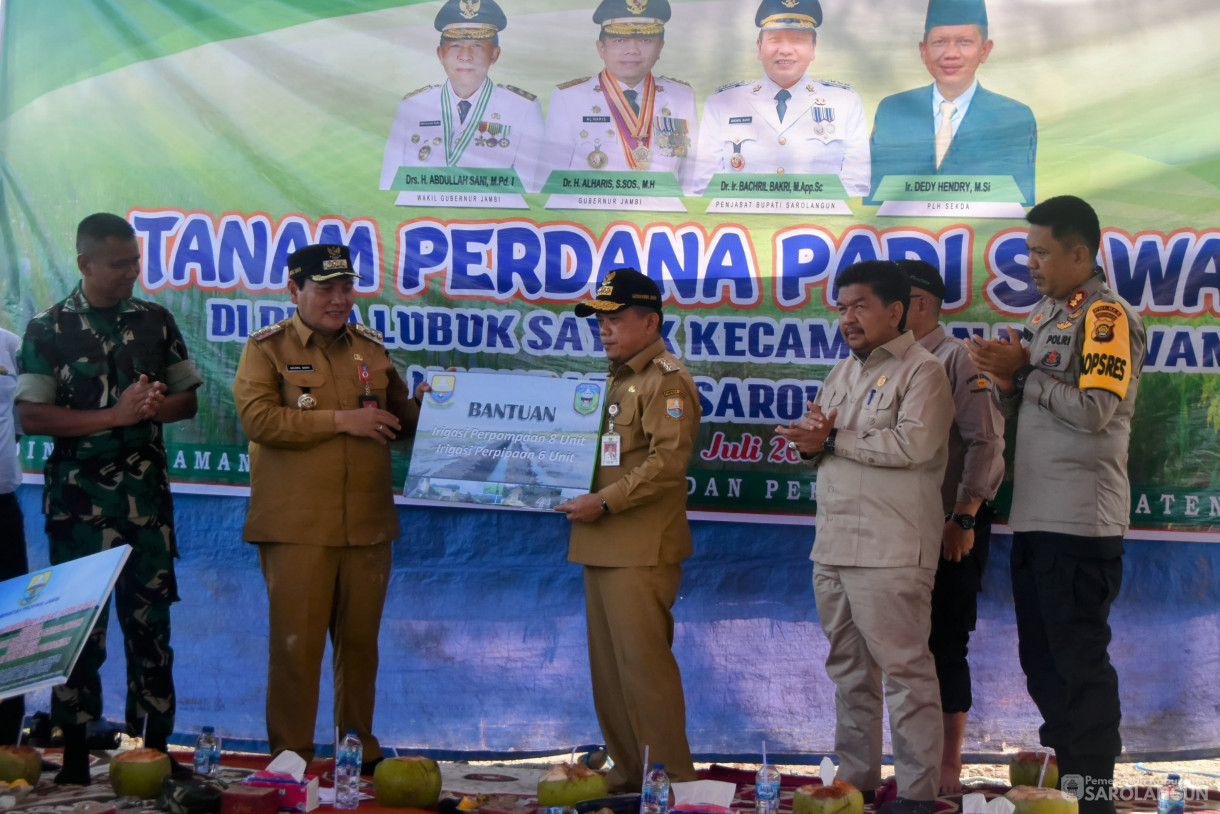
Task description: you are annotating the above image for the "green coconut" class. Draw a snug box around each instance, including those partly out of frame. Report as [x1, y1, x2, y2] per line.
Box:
[1006, 786, 1079, 814]
[0, 746, 42, 786]
[793, 780, 865, 814]
[109, 748, 172, 799]
[1009, 752, 1059, 789]
[536, 763, 608, 807]
[374, 755, 443, 808]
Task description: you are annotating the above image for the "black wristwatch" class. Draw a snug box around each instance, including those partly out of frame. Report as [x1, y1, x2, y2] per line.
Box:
[600, 498, 611, 515]
[821, 428, 838, 456]
[1012, 364, 1036, 393]
[947, 512, 976, 530]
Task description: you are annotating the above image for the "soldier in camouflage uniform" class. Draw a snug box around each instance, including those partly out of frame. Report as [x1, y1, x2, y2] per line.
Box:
[15, 213, 202, 784]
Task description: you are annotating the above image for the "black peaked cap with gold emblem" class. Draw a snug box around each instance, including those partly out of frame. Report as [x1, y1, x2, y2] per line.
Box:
[755, 0, 822, 30]
[593, 0, 671, 37]
[575, 267, 663, 316]
[287, 244, 360, 283]
[435, 0, 507, 39]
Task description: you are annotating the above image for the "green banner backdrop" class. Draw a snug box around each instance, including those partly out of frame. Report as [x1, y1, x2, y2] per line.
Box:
[3, 0, 1219, 534]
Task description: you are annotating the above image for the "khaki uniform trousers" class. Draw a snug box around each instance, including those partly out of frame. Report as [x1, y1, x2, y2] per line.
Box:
[814, 563, 942, 802]
[584, 564, 696, 792]
[260, 541, 392, 760]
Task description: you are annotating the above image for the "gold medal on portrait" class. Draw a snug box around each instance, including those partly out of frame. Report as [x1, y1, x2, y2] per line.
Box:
[418, 145, 432, 161]
[588, 148, 609, 169]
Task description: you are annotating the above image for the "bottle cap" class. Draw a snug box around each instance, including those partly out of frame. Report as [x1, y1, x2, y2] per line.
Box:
[652, 763, 664, 770]
[346, 729, 359, 735]
[1168, 774, 1181, 781]
[202, 726, 215, 734]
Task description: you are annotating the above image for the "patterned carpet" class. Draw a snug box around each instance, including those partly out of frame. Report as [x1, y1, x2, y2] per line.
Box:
[4, 755, 1218, 814]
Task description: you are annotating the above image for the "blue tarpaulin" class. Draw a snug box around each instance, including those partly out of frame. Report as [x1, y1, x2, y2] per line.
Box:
[13, 486, 1219, 762]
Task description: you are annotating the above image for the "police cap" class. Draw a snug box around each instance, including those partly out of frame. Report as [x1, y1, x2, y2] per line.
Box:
[287, 244, 360, 284]
[756, 0, 822, 31]
[925, 0, 988, 31]
[593, 0, 671, 37]
[434, 0, 507, 40]
[897, 259, 947, 300]
[575, 267, 663, 316]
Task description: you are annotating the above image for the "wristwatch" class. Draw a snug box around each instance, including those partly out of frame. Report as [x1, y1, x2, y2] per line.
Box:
[821, 428, 838, 456]
[1012, 364, 1036, 393]
[947, 512, 976, 530]
[600, 498, 610, 515]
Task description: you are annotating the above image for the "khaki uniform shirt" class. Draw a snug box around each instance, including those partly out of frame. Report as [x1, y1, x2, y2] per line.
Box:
[569, 338, 700, 568]
[917, 326, 1005, 514]
[999, 271, 1146, 537]
[809, 331, 954, 569]
[232, 313, 418, 546]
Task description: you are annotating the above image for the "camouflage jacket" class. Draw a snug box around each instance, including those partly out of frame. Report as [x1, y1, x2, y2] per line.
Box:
[15, 283, 203, 526]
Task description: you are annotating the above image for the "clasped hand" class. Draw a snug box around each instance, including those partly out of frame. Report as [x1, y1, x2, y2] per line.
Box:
[774, 400, 837, 456]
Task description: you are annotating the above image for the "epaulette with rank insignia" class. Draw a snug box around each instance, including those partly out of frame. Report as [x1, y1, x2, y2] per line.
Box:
[658, 75, 691, 87]
[819, 79, 854, 90]
[250, 320, 288, 342]
[556, 77, 591, 90]
[402, 85, 436, 101]
[502, 84, 537, 101]
[653, 356, 680, 374]
[351, 322, 385, 345]
[713, 80, 749, 94]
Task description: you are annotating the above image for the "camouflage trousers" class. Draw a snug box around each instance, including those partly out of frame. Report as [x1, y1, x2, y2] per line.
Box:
[46, 513, 179, 741]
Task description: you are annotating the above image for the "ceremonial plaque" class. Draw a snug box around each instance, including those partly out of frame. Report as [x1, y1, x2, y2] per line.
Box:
[0, 547, 131, 700]
[404, 372, 606, 511]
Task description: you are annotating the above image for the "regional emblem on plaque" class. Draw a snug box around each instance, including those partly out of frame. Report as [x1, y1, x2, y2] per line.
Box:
[428, 374, 458, 406]
[574, 382, 601, 416]
[21, 571, 52, 606]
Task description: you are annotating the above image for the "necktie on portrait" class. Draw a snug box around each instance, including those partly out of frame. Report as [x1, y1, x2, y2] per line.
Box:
[775, 88, 791, 123]
[935, 100, 957, 168]
[624, 89, 640, 117]
[458, 100, 472, 125]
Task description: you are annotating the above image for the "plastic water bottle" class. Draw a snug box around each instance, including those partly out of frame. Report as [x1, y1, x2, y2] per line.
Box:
[641, 763, 670, 814]
[755, 760, 781, 814]
[335, 730, 363, 810]
[193, 726, 220, 777]
[1157, 774, 1184, 814]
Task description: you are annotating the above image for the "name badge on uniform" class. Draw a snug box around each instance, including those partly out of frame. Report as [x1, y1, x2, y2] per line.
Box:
[601, 402, 621, 467]
[356, 356, 379, 408]
[600, 432, 621, 467]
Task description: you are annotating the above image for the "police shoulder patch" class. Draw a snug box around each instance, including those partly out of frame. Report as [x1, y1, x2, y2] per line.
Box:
[714, 80, 749, 94]
[402, 85, 436, 101]
[820, 79, 854, 91]
[1079, 299, 1132, 399]
[502, 84, 537, 101]
[250, 320, 288, 342]
[658, 75, 691, 87]
[557, 76, 591, 90]
[653, 356, 680, 374]
[351, 322, 385, 345]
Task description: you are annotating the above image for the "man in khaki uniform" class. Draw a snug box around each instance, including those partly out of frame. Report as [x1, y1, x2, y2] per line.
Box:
[966, 196, 1145, 814]
[778, 260, 954, 814]
[557, 267, 700, 793]
[232, 243, 419, 767]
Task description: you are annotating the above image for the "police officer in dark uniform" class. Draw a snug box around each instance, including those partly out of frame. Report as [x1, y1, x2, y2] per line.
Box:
[967, 196, 1146, 814]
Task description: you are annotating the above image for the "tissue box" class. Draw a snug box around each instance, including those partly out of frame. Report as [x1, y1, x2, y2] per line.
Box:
[242, 772, 320, 813]
[222, 785, 283, 814]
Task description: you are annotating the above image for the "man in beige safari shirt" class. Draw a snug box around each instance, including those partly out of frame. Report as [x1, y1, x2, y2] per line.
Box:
[778, 260, 954, 814]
